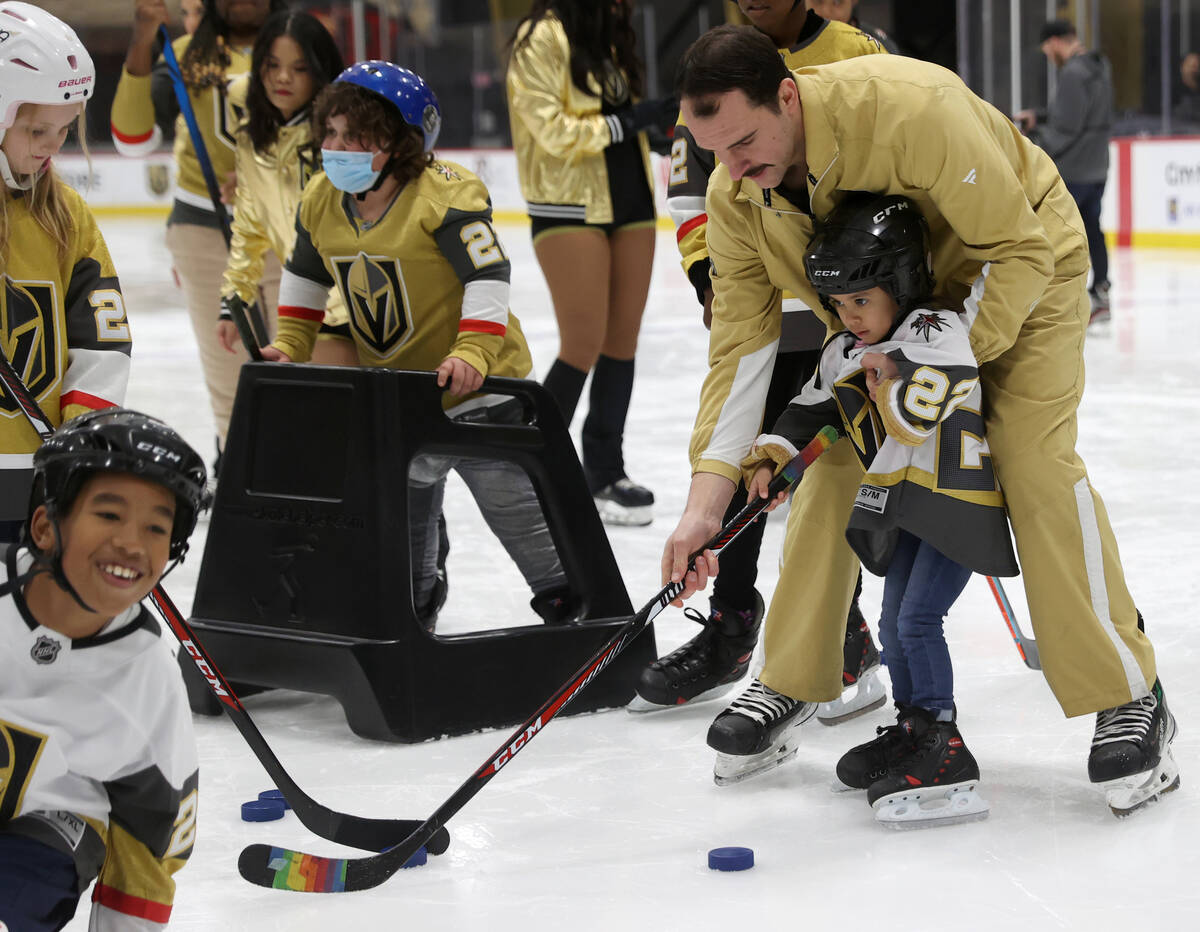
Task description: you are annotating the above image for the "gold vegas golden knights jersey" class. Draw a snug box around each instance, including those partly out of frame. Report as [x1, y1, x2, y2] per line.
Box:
[666, 10, 884, 351]
[110, 34, 249, 222]
[275, 162, 532, 406]
[0, 186, 131, 522]
[220, 77, 348, 329]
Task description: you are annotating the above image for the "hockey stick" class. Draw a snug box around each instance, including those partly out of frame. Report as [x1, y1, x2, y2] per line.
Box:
[985, 575, 1041, 670]
[158, 25, 266, 360]
[0, 349, 447, 856]
[236, 424, 842, 892]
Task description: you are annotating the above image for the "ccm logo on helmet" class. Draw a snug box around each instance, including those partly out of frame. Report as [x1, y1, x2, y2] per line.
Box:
[135, 440, 183, 463]
[872, 202, 909, 223]
[811, 269, 841, 277]
[59, 77, 93, 88]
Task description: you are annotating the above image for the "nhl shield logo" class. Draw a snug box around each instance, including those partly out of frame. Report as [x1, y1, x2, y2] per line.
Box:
[31, 635, 61, 665]
[146, 163, 170, 197]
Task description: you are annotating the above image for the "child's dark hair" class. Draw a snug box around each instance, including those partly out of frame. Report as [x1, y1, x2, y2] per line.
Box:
[312, 82, 431, 188]
[179, 0, 291, 89]
[245, 10, 344, 152]
[510, 0, 644, 99]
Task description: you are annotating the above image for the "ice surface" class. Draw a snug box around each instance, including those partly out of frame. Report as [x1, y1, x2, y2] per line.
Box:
[62, 219, 1198, 930]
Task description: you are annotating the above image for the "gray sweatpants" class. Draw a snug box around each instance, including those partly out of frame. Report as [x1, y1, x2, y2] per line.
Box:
[408, 402, 566, 608]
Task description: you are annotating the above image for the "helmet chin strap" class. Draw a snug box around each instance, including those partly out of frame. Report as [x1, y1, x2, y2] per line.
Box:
[0, 132, 40, 192]
[355, 154, 398, 201]
[34, 502, 99, 615]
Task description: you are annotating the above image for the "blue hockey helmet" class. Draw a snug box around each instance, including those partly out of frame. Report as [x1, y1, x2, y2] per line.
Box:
[334, 61, 441, 152]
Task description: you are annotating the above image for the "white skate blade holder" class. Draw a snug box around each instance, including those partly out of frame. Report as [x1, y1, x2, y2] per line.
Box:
[1103, 747, 1181, 817]
[872, 781, 990, 829]
[817, 668, 888, 725]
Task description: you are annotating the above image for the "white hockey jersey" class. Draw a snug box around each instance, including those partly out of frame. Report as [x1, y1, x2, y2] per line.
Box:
[0, 547, 197, 929]
[745, 306, 1019, 578]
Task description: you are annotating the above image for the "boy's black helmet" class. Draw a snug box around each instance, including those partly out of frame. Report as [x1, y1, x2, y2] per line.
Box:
[803, 192, 934, 313]
[31, 409, 210, 560]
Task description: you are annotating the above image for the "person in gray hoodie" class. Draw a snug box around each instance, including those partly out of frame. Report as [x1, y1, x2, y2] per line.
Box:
[1017, 19, 1114, 324]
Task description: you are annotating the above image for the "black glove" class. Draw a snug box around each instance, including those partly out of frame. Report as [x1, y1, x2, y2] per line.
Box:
[610, 96, 680, 143]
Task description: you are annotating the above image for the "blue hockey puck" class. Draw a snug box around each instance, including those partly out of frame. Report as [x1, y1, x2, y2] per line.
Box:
[708, 846, 754, 871]
[401, 846, 428, 869]
[258, 789, 291, 810]
[241, 798, 286, 822]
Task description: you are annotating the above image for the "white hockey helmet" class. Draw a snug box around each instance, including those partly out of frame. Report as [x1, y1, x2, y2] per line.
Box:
[0, 3, 94, 188]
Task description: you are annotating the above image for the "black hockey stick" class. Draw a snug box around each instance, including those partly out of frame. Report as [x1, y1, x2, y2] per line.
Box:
[985, 575, 1041, 670]
[236, 425, 842, 892]
[0, 349, 447, 856]
[158, 25, 266, 360]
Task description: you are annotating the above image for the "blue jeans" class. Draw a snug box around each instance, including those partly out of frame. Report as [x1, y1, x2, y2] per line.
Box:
[1065, 179, 1109, 289]
[877, 530, 972, 713]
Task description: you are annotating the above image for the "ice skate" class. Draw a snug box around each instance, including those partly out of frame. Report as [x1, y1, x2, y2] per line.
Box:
[866, 709, 989, 828]
[818, 605, 887, 725]
[706, 678, 817, 785]
[628, 591, 764, 713]
[832, 703, 917, 792]
[593, 477, 653, 527]
[1089, 679, 1180, 817]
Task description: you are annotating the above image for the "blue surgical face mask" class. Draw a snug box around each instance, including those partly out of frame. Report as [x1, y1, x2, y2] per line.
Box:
[321, 148, 382, 194]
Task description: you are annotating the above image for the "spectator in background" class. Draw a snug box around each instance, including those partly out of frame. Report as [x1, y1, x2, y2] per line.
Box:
[806, 0, 901, 55]
[505, 0, 678, 527]
[1176, 51, 1200, 128]
[181, 0, 204, 35]
[1016, 20, 1114, 326]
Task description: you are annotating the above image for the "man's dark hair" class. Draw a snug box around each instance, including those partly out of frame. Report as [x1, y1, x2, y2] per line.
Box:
[1039, 19, 1077, 42]
[674, 25, 790, 118]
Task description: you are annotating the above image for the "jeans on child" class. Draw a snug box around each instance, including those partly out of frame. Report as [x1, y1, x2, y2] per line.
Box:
[408, 400, 565, 608]
[0, 833, 82, 932]
[877, 529, 972, 713]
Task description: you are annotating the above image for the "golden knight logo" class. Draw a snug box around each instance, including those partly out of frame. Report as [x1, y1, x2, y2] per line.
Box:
[1, 276, 58, 416]
[333, 253, 412, 359]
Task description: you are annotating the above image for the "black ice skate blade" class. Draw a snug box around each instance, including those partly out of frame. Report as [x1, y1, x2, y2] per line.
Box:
[626, 683, 737, 714]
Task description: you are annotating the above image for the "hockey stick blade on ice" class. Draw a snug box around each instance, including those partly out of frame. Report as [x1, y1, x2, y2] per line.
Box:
[986, 575, 1040, 670]
[236, 425, 842, 892]
[159, 25, 267, 358]
[0, 350, 446, 856]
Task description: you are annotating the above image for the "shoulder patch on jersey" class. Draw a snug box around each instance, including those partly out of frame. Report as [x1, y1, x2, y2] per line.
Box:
[432, 162, 462, 182]
[909, 312, 947, 341]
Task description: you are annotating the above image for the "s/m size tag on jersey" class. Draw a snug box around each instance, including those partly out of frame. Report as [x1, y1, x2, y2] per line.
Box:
[854, 484, 888, 514]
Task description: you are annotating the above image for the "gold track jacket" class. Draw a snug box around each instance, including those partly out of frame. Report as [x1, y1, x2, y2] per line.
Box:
[506, 13, 654, 224]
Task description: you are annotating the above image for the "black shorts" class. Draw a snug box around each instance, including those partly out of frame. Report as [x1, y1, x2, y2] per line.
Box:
[530, 143, 655, 240]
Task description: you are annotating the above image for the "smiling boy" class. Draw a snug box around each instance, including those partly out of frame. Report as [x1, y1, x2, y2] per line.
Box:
[0, 409, 209, 931]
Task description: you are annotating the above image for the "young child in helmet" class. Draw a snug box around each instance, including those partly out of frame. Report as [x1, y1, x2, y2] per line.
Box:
[0, 408, 209, 931]
[261, 62, 572, 629]
[742, 192, 1019, 828]
[0, 3, 132, 544]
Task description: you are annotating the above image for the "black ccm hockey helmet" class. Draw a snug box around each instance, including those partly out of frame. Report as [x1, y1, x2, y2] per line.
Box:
[30, 408, 210, 562]
[803, 192, 934, 314]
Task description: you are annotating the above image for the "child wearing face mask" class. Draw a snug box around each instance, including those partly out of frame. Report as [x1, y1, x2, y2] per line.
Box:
[0, 4, 131, 545]
[217, 9, 356, 366]
[260, 62, 575, 631]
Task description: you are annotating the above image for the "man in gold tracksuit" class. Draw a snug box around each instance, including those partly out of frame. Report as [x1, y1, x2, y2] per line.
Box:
[662, 25, 1178, 813]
